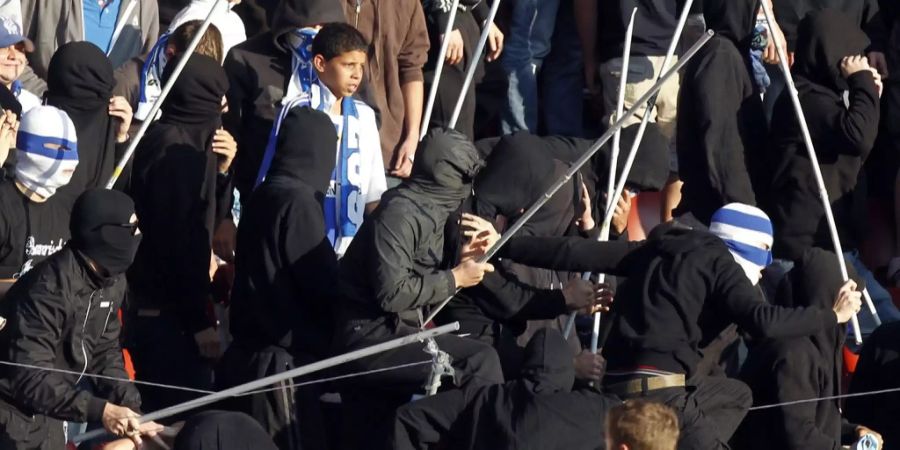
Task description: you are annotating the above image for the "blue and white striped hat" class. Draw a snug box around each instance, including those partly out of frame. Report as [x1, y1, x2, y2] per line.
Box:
[15, 105, 78, 199]
[709, 203, 774, 282]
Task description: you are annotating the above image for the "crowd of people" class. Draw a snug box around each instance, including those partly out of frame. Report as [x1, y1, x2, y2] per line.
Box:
[0, 0, 897, 449]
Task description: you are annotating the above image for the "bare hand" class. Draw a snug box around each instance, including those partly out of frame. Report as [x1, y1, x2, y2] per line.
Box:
[575, 182, 596, 232]
[451, 259, 495, 289]
[841, 55, 872, 79]
[390, 138, 417, 178]
[573, 350, 605, 382]
[486, 23, 504, 62]
[0, 110, 18, 165]
[108, 96, 133, 143]
[102, 403, 141, 442]
[442, 29, 464, 66]
[869, 67, 884, 98]
[856, 426, 883, 449]
[194, 326, 223, 360]
[460, 213, 500, 260]
[212, 129, 237, 174]
[867, 51, 889, 79]
[609, 190, 635, 235]
[762, 18, 786, 65]
[562, 280, 612, 313]
[833, 280, 862, 324]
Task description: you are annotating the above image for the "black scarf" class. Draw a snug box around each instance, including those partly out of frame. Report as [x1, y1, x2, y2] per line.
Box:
[69, 188, 141, 276]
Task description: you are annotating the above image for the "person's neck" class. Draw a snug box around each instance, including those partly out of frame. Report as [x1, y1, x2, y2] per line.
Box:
[14, 180, 48, 203]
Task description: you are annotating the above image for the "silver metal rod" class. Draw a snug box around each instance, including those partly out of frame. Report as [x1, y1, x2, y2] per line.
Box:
[420, 0, 461, 141]
[74, 322, 462, 443]
[448, 0, 502, 129]
[759, 0, 862, 344]
[104, 0, 225, 188]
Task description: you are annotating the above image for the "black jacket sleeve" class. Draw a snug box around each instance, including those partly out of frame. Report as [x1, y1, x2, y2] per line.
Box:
[498, 236, 641, 275]
[370, 213, 456, 313]
[770, 350, 842, 450]
[8, 286, 108, 422]
[464, 270, 566, 322]
[805, 72, 880, 159]
[391, 389, 469, 450]
[88, 289, 141, 412]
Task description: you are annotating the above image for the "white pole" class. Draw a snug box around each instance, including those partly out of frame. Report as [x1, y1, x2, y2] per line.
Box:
[420, 0, 461, 142]
[421, 30, 713, 327]
[759, 0, 862, 344]
[447, 0, 502, 129]
[74, 322, 462, 443]
[104, 0, 226, 188]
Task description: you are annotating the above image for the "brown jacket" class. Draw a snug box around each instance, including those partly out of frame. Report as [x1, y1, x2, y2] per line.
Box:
[343, 0, 430, 168]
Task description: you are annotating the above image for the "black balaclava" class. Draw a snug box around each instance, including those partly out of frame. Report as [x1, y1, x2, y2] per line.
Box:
[473, 133, 557, 220]
[520, 329, 575, 395]
[702, 0, 761, 45]
[793, 9, 871, 93]
[69, 189, 142, 276]
[267, 106, 337, 194]
[160, 53, 229, 127]
[406, 129, 483, 211]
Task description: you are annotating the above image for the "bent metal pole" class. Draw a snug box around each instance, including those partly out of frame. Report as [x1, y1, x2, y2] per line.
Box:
[448, 0, 502, 129]
[104, 0, 225, 189]
[421, 30, 715, 328]
[74, 322, 462, 443]
[759, 0, 863, 344]
[420, 0, 461, 142]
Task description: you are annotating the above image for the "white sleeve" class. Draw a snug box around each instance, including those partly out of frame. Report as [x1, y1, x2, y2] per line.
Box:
[359, 105, 387, 204]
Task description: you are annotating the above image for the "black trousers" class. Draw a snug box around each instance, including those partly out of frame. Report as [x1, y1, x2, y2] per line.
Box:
[0, 406, 64, 450]
[216, 344, 327, 450]
[613, 375, 752, 450]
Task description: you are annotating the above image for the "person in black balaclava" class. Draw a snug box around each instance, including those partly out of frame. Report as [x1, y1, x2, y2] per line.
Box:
[735, 248, 883, 450]
[0, 189, 163, 450]
[125, 53, 233, 416]
[675, 0, 770, 225]
[44, 42, 133, 195]
[217, 106, 338, 450]
[223, 0, 345, 206]
[391, 328, 620, 450]
[333, 129, 503, 449]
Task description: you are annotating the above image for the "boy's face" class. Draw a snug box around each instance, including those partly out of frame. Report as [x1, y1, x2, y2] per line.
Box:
[314, 50, 366, 98]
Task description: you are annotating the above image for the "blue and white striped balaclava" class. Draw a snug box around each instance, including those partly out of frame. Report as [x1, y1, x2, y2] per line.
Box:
[15, 105, 79, 199]
[709, 203, 774, 285]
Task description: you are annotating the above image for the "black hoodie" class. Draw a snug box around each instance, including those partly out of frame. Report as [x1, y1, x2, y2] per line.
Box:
[229, 106, 338, 358]
[845, 321, 900, 450]
[128, 54, 231, 334]
[675, 0, 768, 225]
[773, 0, 880, 52]
[335, 129, 482, 348]
[735, 248, 863, 450]
[764, 10, 878, 260]
[223, 0, 346, 203]
[391, 329, 619, 450]
[497, 222, 839, 378]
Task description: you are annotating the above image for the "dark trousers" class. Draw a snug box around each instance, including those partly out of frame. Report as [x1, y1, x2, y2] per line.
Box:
[216, 344, 328, 450]
[123, 313, 214, 422]
[613, 375, 752, 450]
[423, 11, 480, 140]
[0, 406, 64, 450]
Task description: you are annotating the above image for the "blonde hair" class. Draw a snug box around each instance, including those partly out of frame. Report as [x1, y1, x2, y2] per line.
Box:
[606, 400, 680, 450]
[169, 20, 224, 63]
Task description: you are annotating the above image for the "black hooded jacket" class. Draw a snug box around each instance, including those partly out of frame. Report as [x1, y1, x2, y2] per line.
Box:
[391, 329, 619, 450]
[735, 248, 862, 450]
[773, 0, 880, 52]
[335, 129, 482, 348]
[497, 222, 838, 379]
[223, 0, 346, 203]
[764, 10, 879, 260]
[675, 0, 768, 224]
[45, 42, 120, 200]
[128, 54, 231, 334]
[845, 321, 900, 450]
[229, 106, 338, 358]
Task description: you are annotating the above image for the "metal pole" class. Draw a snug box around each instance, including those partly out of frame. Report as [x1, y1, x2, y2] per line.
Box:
[74, 322, 462, 443]
[420, 0, 461, 141]
[759, 0, 862, 344]
[447, 0, 502, 129]
[104, 0, 226, 188]
[421, 30, 714, 328]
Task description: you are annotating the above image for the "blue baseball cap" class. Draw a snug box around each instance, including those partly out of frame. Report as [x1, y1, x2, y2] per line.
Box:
[0, 17, 33, 52]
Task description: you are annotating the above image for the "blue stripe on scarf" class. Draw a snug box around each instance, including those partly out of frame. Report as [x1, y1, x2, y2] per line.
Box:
[712, 208, 773, 236]
[17, 131, 79, 161]
[723, 239, 772, 267]
[139, 32, 170, 103]
[323, 95, 360, 248]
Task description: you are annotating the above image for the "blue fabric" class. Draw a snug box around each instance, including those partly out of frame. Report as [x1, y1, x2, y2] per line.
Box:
[289, 28, 319, 94]
[10, 80, 20, 96]
[17, 132, 78, 160]
[844, 251, 900, 335]
[541, 1, 584, 137]
[710, 207, 774, 236]
[139, 32, 170, 103]
[749, 25, 771, 94]
[323, 95, 360, 249]
[82, 0, 121, 53]
[723, 239, 772, 266]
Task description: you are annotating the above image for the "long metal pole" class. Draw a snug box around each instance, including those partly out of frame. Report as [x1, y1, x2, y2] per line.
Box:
[74, 322, 462, 443]
[420, 0, 461, 141]
[759, 0, 862, 344]
[104, 0, 225, 188]
[447, 0, 502, 129]
[422, 30, 714, 327]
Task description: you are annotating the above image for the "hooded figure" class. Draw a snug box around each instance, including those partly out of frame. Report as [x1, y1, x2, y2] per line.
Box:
[846, 322, 900, 450]
[223, 0, 345, 205]
[334, 129, 503, 449]
[0, 189, 142, 450]
[173, 411, 279, 450]
[675, 0, 769, 224]
[764, 10, 878, 262]
[125, 53, 231, 414]
[217, 107, 338, 450]
[494, 204, 845, 450]
[0, 105, 79, 279]
[391, 329, 620, 450]
[735, 248, 868, 450]
[45, 42, 118, 197]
